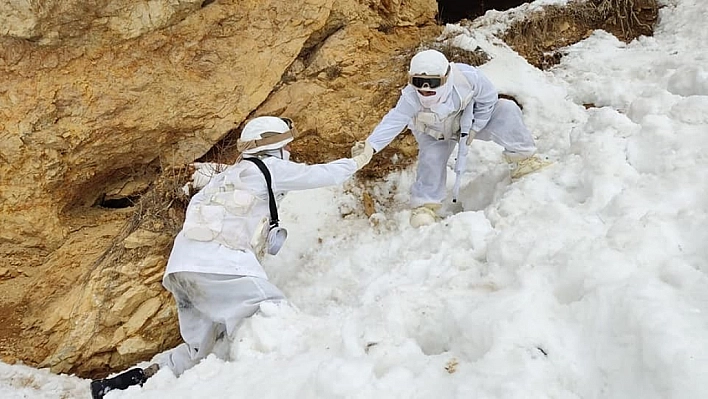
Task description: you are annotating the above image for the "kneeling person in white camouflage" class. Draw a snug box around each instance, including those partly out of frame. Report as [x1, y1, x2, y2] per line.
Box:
[90, 116, 373, 398]
[351, 49, 550, 228]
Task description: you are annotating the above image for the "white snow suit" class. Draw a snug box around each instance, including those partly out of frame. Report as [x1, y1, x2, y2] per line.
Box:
[156, 155, 358, 375]
[366, 63, 536, 207]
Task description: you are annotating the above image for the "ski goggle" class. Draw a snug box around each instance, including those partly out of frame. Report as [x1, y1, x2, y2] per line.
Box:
[408, 74, 448, 90]
[408, 64, 451, 90]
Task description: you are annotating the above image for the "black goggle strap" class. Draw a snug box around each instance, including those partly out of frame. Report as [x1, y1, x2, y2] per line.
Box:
[242, 157, 279, 228]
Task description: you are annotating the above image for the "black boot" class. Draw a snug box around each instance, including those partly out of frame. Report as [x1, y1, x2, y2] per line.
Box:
[90, 364, 159, 399]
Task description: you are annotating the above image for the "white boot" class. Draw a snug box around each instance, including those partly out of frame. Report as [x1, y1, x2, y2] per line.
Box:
[504, 152, 552, 179]
[410, 203, 441, 228]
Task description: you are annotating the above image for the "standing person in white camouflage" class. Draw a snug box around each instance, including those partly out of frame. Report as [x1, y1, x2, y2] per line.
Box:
[351, 49, 550, 228]
[90, 116, 374, 398]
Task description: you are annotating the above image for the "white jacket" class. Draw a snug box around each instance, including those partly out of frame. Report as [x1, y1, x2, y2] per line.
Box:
[165, 156, 357, 279]
[366, 63, 498, 152]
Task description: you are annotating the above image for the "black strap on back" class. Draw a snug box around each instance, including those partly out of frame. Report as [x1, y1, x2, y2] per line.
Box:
[243, 157, 279, 228]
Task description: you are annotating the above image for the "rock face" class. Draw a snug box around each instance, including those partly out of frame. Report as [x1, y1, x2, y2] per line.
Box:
[0, 0, 439, 377]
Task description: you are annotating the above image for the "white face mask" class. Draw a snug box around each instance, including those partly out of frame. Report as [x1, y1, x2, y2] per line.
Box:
[415, 81, 453, 109]
[258, 148, 291, 160]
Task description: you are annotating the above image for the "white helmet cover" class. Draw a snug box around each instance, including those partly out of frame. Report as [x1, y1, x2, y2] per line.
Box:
[237, 116, 295, 154]
[409, 49, 449, 76]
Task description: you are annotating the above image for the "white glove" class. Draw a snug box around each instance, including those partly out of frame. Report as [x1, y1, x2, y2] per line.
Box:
[351, 141, 374, 170]
[351, 141, 364, 157]
[463, 131, 477, 145]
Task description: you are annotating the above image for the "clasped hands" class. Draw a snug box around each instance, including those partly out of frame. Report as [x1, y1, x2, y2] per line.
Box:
[350, 130, 474, 171]
[350, 141, 374, 170]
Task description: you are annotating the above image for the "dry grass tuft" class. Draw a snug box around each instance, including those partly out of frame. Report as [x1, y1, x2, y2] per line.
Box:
[377, 22, 396, 34]
[197, 127, 243, 165]
[594, 0, 658, 40]
[406, 42, 491, 68]
[502, 0, 659, 69]
[433, 42, 490, 67]
[324, 64, 343, 80]
[127, 164, 192, 236]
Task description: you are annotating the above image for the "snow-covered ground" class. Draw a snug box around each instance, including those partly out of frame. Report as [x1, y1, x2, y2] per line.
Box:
[2, 0, 707, 398]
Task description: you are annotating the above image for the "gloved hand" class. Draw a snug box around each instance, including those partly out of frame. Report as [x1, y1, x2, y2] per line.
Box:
[463, 131, 477, 145]
[351, 141, 374, 170]
[351, 141, 364, 157]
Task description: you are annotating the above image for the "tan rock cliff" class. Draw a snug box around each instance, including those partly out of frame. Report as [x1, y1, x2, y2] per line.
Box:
[0, 0, 439, 377]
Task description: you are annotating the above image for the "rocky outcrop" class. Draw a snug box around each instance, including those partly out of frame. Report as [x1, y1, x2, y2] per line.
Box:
[0, 0, 439, 377]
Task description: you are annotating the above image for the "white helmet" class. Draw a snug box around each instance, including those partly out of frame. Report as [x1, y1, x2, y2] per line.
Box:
[409, 49, 449, 76]
[237, 116, 296, 154]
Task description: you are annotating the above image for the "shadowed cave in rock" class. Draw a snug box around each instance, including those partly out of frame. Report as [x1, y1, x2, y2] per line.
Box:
[438, 0, 529, 23]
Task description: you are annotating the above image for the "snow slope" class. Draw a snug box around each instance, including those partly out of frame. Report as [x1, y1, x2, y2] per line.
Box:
[2, 0, 707, 398]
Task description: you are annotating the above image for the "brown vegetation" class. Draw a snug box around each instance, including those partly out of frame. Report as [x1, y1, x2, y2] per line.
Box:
[503, 0, 659, 69]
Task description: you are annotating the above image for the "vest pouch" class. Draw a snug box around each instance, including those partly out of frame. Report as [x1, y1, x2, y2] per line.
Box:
[183, 203, 226, 242]
[416, 112, 443, 139]
[209, 189, 256, 216]
[250, 216, 270, 256]
[414, 111, 457, 141]
[417, 111, 438, 125]
[266, 226, 288, 255]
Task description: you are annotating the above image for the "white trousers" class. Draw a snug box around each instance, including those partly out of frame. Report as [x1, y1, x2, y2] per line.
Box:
[410, 99, 536, 207]
[156, 272, 286, 376]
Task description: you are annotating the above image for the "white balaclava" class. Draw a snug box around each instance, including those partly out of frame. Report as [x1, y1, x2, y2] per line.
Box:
[244, 148, 290, 161]
[409, 50, 453, 109]
[265, 148, 290, 161]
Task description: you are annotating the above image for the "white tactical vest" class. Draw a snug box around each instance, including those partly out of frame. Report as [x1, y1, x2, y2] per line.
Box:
[411, 64, 475, 141]
[181, 163, 270, 259]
